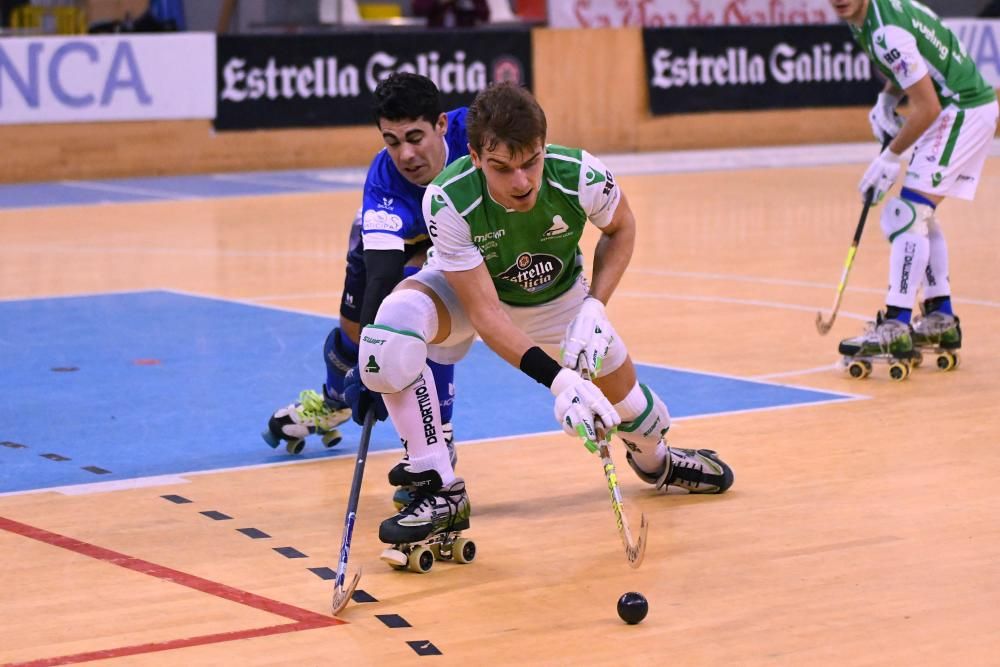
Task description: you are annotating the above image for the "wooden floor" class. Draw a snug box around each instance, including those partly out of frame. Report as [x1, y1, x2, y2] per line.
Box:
[3, 156, 1000, 666]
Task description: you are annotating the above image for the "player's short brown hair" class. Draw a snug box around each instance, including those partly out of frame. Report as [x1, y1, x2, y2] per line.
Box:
[467, 83, 547, 157]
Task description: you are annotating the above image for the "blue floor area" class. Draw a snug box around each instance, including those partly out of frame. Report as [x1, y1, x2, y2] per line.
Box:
[0, 291, 854, 494]
[0, 168, 366, 210]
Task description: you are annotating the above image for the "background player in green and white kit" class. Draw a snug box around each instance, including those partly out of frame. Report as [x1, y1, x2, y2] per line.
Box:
[344, 83, 734, 548]
[832, 0, 999, 364]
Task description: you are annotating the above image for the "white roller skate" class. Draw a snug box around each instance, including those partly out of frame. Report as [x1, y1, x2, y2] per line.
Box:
[838, 313, 915, 381]
[262, 388, 351, 455]
[627, 448, 734, 494]
[911, 312, 961, 372]
[379, 474, 474, 574]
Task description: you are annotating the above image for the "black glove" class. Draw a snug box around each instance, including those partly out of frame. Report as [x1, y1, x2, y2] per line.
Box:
[344, 365, 388, 425]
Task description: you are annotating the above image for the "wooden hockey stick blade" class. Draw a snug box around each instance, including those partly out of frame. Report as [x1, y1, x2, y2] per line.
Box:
[331, 568, 362, 615]
[626, 513, 649, 569]
[816, 310, 835, 335]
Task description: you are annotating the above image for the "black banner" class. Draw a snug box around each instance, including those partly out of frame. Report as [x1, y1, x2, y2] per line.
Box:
[215, 29, 532, 130]
[643, 25, 882, 115]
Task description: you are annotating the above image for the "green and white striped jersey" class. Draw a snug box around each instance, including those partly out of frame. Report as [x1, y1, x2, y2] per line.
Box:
[850, 0, 995, 108]
[421, 145, 621, 307]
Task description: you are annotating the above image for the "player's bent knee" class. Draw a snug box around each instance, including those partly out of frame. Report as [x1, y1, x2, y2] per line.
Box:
[880, 196, 931, 242]
[617, 385, 671, 451]
[359, 325, 428, 394]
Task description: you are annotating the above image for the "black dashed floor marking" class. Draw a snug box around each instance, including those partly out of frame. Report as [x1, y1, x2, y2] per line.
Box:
[308, 567, 335, 580]
[41, 453, 71, 461]
[377, 614, 411, 629]
[237, 528, 270, 539]
[407, 640, 442, 656]
[156, 496, 395, 620]
[352, 589, 377, 603]
[273, 547, 307, 559]
[82, 466, 111, 474]
[1, 441, 27, 449]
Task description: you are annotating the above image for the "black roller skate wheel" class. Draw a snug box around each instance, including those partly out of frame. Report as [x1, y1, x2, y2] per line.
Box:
[888, 362, 909, 381]
[936, 352, 957, 371]
[847, 361, 867, 379]
[408, 545, 435, 573]
[285, 439, 306, 455]
[454, 538, 476, 564]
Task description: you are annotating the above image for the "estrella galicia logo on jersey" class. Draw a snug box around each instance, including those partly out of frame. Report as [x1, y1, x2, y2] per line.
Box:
[876, 35, 887, 50]
[543, 215, 570, 239]
[498, 252, 564, 293]
[430, 193, 447, 215]
[932, 172, 943, 187]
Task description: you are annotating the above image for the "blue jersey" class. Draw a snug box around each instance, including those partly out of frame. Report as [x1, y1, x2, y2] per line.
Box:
[360, 107, 470, 252]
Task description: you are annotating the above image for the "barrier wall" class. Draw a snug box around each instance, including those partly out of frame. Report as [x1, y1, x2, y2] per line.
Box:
[0, 27, 885, 183]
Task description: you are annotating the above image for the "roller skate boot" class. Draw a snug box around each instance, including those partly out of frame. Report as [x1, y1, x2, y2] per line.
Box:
[261, 387, 351, 454]
[627, 447, 734, 494]
[390, 423, 457, 509]
[838, 312, 915, 381]
[911, 311, 961, 371]
[379, 473, 475, 573]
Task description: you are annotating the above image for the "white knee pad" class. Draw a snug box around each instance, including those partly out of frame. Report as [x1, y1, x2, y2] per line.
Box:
[616, 384, 671, 454]
[359, 325, 428, 394]
[880, 196, 931, 242]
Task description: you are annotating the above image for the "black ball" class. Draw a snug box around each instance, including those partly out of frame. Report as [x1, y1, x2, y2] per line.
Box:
[617, 591, 648, 624]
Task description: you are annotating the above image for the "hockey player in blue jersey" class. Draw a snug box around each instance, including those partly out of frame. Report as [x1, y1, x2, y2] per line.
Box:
[264, 74, 469, 489]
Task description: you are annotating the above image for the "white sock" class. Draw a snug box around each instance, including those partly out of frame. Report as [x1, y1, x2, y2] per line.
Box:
[923, 217, 951, 301]
[886, 231, 929, 310]
[383, 367, 455, 485]
[613, 382, 668, 474]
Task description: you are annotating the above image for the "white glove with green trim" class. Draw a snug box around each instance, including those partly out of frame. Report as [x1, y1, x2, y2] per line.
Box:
[560, 296, 613, 379]
[551, 368, 621, 453]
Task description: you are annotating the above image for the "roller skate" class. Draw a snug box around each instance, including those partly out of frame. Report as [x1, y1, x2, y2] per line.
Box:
[261, 387, 351, 455]
[390, 422, 457, 510]
[379, 473, 475, 574]
[626, 447, 734, 494]
[838, 313, 915, 381]
[911, 311, 961, 372]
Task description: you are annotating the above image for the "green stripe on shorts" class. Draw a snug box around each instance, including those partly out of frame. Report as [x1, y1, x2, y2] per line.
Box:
[939, 110, 966, 168]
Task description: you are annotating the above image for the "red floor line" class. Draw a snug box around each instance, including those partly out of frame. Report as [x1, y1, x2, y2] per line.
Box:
[0, 515, 341, 623]
[0, 515, 344, 665]
[4, 620, 333, 667]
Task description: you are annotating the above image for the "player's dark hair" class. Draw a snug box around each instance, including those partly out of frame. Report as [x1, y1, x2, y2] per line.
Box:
[373, 73, 443, 126]
[467, 82, 547, 156]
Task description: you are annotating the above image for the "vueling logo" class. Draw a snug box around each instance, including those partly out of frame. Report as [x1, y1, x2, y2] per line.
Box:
[430, 193, 447, 215]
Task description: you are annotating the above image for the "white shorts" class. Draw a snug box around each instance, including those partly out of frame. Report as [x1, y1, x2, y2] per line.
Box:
[408, 269, 629, 377]
[904, 100, 999, 201]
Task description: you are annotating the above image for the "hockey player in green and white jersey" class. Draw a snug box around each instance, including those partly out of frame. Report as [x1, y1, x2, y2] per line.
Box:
[343, 83, 734, 556]
[832, 0, 998, 373]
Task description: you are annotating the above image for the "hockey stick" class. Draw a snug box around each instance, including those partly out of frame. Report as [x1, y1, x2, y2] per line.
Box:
[816, 137, 891, 335]
[331, 408, 376, 615]
[598, 437, 648, 569]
